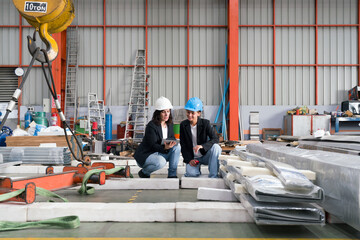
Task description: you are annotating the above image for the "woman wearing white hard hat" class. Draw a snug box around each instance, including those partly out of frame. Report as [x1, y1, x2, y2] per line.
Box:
[134, 96, 180, 178]
[180, 97, 221, 178]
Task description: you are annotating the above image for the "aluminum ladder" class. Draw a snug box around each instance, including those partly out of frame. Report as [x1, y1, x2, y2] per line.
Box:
[124, 49, 150, 142]
[64, 27, 79, 129]
[87, 92, 105, 140]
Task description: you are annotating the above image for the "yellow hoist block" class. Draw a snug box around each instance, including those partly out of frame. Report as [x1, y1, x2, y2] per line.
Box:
[12, 0, 75, 61]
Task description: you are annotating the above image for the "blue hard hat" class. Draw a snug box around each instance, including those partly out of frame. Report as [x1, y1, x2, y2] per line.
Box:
[185, 97, 203, 112]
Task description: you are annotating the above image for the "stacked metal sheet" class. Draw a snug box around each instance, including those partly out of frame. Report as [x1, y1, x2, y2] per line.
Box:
[246, 143, 360, 231]
[0, 147, 72, 165]
[220, 152, 325, 225]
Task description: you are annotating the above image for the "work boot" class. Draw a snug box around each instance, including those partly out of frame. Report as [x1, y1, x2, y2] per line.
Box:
[138, 169, 150, 178]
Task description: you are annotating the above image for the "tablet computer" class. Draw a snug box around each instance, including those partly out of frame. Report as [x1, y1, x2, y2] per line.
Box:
[161, 139, 179, 145]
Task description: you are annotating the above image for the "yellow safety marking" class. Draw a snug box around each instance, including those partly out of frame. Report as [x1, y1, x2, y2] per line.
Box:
[127, 190, 142, 203]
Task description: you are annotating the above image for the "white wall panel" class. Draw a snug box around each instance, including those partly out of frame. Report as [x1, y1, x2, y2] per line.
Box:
[106, 28, 145, 65]
[1, 1, 19, 25]
[190, 28, 226, 65]
[148, 28, 187, 65]
[239, 28, 273, 64]
[239, 0, 272, 25]
[189, 67, 224, 105]
[149, 68, 187, 106]
[72, 0, 103, 25]
[239, 67, 273, 105]
[22, 68, 51, 106]
[0, 28, 19, 65]
[276, 28, 315, 64]
[318, 67, 358, 105]
[275, 0, 315, 24]
[106, 0, 145, 25]
[318, 0, 357, 24]
[190, 0, 227, 25]
[77, 67, 103, 106]
[318, 27, 358, 64]
[148, 0, 186, 25]
[275, 67, 315, 105]
[105, 68, 133, 106]
[78, 28, 103, 65]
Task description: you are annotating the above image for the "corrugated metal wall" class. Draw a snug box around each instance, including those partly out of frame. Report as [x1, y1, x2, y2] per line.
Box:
[0, 0, 359, 107]
[239, 0, 359, 105]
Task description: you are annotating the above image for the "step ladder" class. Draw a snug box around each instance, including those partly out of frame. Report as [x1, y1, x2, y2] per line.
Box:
[87, 92, 105, 140]
[124, 49, 150, 142]
[64, 27, 79, 129]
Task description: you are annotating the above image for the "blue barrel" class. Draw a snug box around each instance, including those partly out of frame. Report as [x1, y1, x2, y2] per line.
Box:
[24, 108, 33, 129]
[105, 108, 113, 140]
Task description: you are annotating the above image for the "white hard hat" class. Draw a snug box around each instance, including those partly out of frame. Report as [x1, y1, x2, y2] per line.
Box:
[154, 96, 173, 110]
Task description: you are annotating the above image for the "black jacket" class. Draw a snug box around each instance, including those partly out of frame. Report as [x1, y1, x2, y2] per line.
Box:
[134, 120, 176, 167]
[180, 118, 219, 164]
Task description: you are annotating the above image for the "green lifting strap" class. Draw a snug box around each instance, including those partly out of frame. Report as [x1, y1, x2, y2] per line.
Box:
[0, 215, 80, 232]
[78, 167, 127, 195]
[0, 187, 68, 203]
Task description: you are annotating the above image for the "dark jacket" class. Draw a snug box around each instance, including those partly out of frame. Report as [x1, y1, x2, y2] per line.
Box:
[134, 120, 176, 167]
[180, 118, 219, 164]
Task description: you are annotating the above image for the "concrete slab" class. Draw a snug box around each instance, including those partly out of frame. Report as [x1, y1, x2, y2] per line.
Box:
[181, 176, 228, 189]
[176, 202, 253, 222]
[0, 203, 28, 221]
[197, 187, 238, 202]
[77, 178, 180, 190]
[27, 202, 175, 222]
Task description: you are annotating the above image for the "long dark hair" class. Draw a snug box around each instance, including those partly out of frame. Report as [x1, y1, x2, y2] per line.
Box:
[152, 110, 173, 125]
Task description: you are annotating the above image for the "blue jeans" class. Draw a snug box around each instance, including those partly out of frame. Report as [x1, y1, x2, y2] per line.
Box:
[185, 144, 221, 178]
[140, 144, 181, 177]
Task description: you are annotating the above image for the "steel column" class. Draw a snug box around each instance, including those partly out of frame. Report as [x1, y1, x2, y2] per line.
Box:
[228, 0, 239, 140]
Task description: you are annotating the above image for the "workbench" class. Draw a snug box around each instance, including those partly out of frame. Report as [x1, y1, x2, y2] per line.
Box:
[334, 117, 360, 132]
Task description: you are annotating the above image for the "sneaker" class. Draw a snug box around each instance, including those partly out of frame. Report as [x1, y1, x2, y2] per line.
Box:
[167, 176, 178, 178]
[138, 169, 150, 178]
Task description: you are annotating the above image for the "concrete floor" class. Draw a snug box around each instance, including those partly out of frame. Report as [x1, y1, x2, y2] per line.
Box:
[0, 188, 360, 239]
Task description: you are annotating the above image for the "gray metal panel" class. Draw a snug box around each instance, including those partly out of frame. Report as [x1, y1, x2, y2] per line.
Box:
[275, 0, 315, 25]
[190, 0, 227, 25]
[148, 28, 187, 65]
[0, 28, 19, 65]
[239, 67, 273, 105]
[148, 0, 187, 25]
[78, 28, 103, 65]
[189, 67, 224, 105]
[0, 1, 19, 25]
[106, 0, 145, 25]
[22, 68, 51, 106]
[275, 67, 315, 105]
[276, 28, 315, 64]
[105, 67, 133, 106]
[149, 67, 187, 106]
[318, 67, 358, 105]
[318, 0, 357, 24]
[77, 67, 104, 106]
[318, 27, 358, 64]
[190, 28, 227, 65]
[239, 0, 272, 25]
[106, 28, 145, 65]
[21, 28, 46, 64]
[0, 68, 17, 102]
[71, 0, 103, 25]
[239, 28, 273, 64]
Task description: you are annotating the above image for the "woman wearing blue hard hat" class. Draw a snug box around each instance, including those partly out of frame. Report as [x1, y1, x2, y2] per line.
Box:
[134, 96, 180, 178]
[180, 97, 221, 178]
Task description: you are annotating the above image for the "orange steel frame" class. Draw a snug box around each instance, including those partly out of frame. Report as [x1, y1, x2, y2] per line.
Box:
[2, 0, 360, 140]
